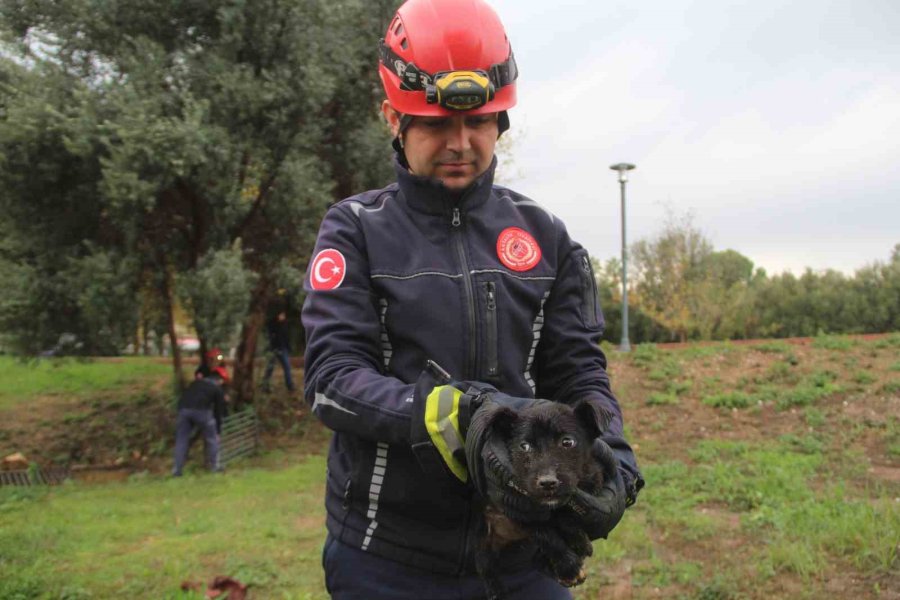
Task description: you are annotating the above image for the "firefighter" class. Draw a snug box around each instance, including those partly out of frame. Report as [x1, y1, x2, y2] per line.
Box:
[302, 0, 643, 597]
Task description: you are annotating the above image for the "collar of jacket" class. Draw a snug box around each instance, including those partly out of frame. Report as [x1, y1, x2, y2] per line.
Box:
[393, 154, 497, 217]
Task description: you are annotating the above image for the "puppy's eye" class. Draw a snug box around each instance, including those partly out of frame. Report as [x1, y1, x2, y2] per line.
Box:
[560, 436, 577, 449]
[519, 441, 532, 452]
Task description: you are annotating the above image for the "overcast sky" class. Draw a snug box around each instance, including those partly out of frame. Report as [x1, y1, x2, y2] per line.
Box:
[487, 0, 899, 275]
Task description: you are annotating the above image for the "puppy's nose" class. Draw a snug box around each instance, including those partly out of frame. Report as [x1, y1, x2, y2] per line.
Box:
[538, 476, 559, 491]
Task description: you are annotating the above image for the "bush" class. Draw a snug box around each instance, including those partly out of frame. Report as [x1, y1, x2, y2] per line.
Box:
[703, 391, 753, 409]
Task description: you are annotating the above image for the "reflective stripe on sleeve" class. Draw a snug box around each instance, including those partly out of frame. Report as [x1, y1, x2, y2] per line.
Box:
[424, 385, 468, 482]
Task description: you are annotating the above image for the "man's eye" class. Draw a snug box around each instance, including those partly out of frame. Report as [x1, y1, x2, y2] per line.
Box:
[560, 437, 576, 449]
[421, 119, 449, 129]
[519, 441, 532, 452]
[465, 116, 494, 127]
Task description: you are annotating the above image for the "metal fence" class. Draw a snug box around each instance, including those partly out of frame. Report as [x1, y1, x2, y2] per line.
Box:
[219, 408, 259, 466]
[0, 466, 70, 487]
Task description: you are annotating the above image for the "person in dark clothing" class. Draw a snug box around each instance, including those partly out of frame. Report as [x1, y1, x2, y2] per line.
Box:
[195, 347, 226, 380]
[301, 0, 643, 597]
[172, 367, 229, 476]
[262, 305, 296, 393]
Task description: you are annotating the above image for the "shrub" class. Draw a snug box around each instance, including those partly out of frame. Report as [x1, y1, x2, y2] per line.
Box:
[703, 392, 753, 409]
[812, 334, 856, 351]
[647, 392, 679, 406]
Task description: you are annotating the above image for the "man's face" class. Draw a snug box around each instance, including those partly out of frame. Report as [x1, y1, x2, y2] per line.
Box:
[382, 101, 499, 191]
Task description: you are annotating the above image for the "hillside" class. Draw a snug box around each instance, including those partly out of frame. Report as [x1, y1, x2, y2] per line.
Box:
[1, 334, 898, 599]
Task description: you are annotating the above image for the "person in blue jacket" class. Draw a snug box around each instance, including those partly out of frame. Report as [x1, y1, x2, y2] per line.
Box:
[302, 0, 643, 598]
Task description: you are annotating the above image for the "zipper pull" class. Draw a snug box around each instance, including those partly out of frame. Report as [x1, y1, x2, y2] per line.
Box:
[451, 207, 461, 227]
[486, 283, 496, 310]
[581, 255, 591, 273]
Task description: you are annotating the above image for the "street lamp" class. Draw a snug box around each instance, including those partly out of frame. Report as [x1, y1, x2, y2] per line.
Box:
[609, 163, 635, 352]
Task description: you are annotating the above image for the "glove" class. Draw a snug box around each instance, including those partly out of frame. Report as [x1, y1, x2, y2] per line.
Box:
[466, 397, 554, 523]
[561, 438, 628, 540]
[409, 361, 497, 482]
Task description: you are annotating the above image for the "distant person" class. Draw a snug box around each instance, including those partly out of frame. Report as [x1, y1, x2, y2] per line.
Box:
[195, 347, 227, 380]
[172, 367, 229, 476]
[262, 294, 295, 393]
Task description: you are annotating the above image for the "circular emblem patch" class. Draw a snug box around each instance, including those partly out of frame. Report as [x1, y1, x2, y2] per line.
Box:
[310, 249, 347, 291]
[497, 227, 542, 272]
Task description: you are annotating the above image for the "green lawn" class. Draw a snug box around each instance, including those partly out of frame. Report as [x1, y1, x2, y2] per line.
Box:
[2, 335, 899, 598]
[0, 457, 329, 599]
[0, 357, 172, 412]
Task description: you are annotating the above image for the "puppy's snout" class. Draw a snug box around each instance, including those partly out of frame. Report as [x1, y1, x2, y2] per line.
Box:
[537, 475, 559, 492]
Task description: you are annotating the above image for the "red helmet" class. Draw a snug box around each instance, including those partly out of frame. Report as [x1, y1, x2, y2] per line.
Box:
[206, 347, 224, 363]
[379, 0, 518, 117]
[212, 366, 230, 383]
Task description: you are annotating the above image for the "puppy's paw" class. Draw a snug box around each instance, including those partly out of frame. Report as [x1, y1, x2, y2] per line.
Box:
[557, 566, 587, 588]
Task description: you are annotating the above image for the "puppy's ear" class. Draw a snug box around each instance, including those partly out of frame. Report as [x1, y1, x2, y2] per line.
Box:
[573, 400, 612, 439]
[483, 404, 519, 440]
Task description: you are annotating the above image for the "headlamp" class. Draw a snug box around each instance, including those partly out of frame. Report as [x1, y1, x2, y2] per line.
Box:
[426, 70, 495, 111]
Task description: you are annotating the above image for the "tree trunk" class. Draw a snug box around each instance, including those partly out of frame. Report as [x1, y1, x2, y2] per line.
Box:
[161, 265, 185, 394]
[232, 277, 273, 408]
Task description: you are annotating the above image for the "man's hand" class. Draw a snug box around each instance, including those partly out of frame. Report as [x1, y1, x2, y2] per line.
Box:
[562, 439, 627, 540]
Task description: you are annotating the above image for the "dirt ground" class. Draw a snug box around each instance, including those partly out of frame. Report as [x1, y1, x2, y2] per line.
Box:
[2, 335, 898, 599]
[600, 335, 900, 600]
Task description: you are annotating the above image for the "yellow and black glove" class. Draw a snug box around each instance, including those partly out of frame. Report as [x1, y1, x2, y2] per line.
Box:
[409, 360, 541, 485]
[409, 361, 488, 482]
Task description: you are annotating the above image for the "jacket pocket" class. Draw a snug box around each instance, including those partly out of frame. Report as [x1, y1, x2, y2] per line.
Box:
[484, 281, 498, 378]
[577, 251, 601, 329]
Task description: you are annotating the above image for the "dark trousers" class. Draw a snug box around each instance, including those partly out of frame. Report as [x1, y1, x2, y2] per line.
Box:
[172, 408, 219, 475]
[322, 535, 573, 600]
[263, 347, 295, 392]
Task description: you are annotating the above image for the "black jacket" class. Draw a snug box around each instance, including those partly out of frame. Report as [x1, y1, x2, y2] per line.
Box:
[302, 156, 641, 575]
[177, 378, 227, 432]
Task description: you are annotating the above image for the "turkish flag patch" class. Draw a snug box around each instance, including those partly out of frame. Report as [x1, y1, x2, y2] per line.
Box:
[497, 227, 542, 272]
[310, 248, 347, 291]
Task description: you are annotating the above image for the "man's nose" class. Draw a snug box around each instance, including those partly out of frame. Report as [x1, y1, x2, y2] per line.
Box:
[445, 119, 472, 152]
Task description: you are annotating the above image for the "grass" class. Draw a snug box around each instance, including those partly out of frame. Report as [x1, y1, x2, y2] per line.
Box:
[702, 391, 754, 409]
[3, 332, 900, 599]
[0, 458, 329, 599]
[0, 357, 172, 411]
[642, 438, 899, 576]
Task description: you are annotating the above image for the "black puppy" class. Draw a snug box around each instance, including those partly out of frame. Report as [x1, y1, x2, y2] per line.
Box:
[473, 399, 610, 599]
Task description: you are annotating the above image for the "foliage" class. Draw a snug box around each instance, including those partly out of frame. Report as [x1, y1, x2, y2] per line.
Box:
[0, 0, 398, 400]
[176, 244, 257, 350]
[596, 208, 900, 344]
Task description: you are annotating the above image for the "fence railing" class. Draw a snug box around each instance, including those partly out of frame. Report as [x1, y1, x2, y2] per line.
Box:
[219, 408, 259, 466]
[0, 466, 70, 487]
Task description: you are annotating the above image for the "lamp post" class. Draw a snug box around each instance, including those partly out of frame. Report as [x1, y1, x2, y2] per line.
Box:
[609, 163, 635, 352]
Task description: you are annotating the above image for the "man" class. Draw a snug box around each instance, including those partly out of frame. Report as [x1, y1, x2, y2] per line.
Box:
[262, 290, 296, 393]
[195, 347, 226, 380]
[172, 366, 228, 476]
[302, 0, 643, 598]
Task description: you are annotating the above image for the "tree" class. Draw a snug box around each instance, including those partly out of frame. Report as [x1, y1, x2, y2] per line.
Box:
[1, 0, 398, 401]
[630, 211, 713, 341]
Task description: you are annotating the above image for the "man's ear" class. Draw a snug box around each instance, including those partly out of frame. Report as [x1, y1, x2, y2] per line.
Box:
[573, 400, 612, 439]
[381, 100, 402, 137]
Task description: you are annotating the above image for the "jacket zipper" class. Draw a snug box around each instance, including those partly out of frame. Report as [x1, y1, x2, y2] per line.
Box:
[485, 282, 498, 377]
[451, 207, 478, 378]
